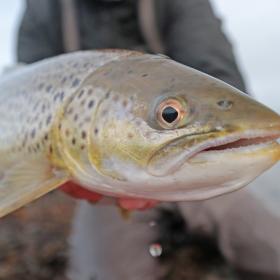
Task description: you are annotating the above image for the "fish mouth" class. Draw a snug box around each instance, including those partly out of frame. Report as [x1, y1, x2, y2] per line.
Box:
[148, 129, 280, 176]
[189, 130, 280, 159]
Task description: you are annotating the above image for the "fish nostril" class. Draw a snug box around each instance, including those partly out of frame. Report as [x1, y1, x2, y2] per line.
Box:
[217, 100, 233, 110]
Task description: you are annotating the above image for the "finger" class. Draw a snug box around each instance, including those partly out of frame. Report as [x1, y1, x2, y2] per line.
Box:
[118, 198, 158, 210]
[60, 182, 103, 203]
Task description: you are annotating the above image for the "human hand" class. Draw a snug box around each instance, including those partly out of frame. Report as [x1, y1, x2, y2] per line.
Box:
[60, 182, 158, 210]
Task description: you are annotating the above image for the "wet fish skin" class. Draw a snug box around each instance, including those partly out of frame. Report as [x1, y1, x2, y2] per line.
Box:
[0, 50, 279, 217]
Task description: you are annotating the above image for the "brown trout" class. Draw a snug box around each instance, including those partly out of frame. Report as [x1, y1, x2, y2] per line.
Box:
[0, 50, 279, 217]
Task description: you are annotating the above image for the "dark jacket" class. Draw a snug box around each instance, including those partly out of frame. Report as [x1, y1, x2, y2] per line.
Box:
[17, 0, 246, 91]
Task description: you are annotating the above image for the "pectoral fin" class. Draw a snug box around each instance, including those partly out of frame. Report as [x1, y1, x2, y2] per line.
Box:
[0, 158, 70, 218]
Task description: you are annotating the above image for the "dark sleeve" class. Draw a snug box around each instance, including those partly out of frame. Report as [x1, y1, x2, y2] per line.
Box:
[160, 0, 246, 92]
[17, 0, 63, 63]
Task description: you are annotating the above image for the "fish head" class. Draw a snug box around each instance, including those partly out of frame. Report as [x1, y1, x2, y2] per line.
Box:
[80, 54, 280, 200]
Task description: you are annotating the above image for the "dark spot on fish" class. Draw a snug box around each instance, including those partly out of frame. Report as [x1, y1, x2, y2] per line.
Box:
[72, 78, 80, 88]
[41, 104, 46, 113]
[46, 85, 53, 93]
[65, 129, 70, 137]
[38, 83, 45, 90]
[49, 145, 53, 154]
[60, 91, 65, 101]
[69, 74, 74, 80]
[189, 107, 195, 115]
[67, 107, 74, 115]
[61, 77, 67, 84]
[33, 101, 40, 111]
[81, 131, 87, 139]
[84, 117, 91, 123]
[53, 93, 60, 102]
[78, 90, 85, 99]
[69, 96, 75, 103]
[127, 133, 134, 139]
[122, 100, 128, 107]
[22, 134, 28, 147]
[205, 113, 214, 121]
[94, 128, 99, 135]
[74, 114, 79, 122]
[33, 113, 39, 122]
[46, 114, 52, 125]
[128, 70, 133, 74]
[217, 100, 233, 110]
[88, 100, 95, 108]
[223, 124, 236, 133]
[105, 91, 111, 99]
[142, 73, 148, 77]
[22, 141, 26, 148]
[31, 129, 36, 138]
[58, 123, 62, 130]
[44, 134, 49, 141]
[72, 138, 76, 145]
[80, 145, 85, 150]
[36, 143, 40, 150]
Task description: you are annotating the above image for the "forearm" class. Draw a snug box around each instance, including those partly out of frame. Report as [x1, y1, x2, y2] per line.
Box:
[17, 0, 63, 63]
[162, 0, 246, 92]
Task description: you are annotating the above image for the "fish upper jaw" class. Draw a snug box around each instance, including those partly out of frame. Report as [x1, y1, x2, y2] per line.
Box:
[147, 128, 280, 177]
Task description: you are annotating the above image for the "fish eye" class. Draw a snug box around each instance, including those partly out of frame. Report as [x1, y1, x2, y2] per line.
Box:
[162, 106, 179, 123]
[157, 99, 185, 129]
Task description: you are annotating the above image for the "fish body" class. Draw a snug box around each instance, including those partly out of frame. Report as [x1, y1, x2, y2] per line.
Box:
[0, 50, 279, 217]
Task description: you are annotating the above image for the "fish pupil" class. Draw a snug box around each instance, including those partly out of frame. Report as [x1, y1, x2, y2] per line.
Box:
[162, 106, 178, 123]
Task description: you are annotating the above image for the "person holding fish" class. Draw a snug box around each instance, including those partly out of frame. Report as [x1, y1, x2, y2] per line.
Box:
[5, 0, 279, 279]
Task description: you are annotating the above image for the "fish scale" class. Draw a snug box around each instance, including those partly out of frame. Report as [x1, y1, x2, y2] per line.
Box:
[0, 51, 127, 165]
[0, 50, 135, 216]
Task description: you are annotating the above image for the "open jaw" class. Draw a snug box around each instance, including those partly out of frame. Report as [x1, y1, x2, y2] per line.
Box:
[148, 129, 280, 177]
[143, 130, 280, 201]
[189, 130, 280, 159]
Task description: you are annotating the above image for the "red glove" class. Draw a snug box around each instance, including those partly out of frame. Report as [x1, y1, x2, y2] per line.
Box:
[60, 182, 158, 210]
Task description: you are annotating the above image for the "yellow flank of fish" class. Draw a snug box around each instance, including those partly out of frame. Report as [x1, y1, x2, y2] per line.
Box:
[0, 50, 279, 217]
